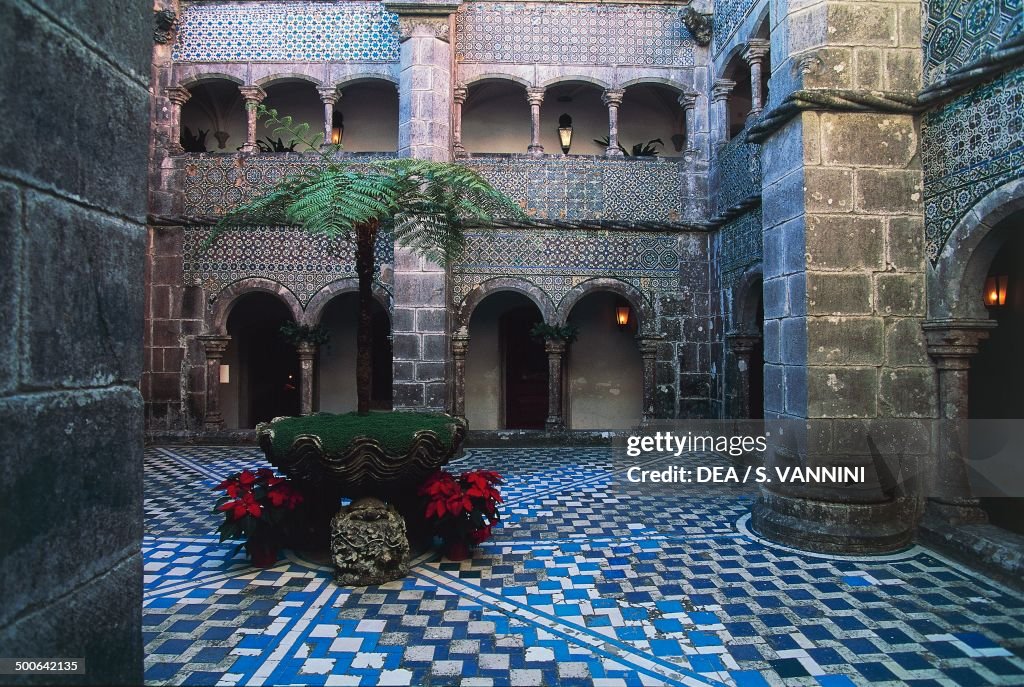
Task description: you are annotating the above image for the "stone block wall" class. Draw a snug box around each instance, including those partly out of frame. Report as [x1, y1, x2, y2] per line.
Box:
[0, 0, 149, 681]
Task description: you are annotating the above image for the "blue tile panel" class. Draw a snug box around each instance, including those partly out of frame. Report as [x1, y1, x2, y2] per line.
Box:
[924, 0, 1023, 86]
[144, 446, 1024, 686]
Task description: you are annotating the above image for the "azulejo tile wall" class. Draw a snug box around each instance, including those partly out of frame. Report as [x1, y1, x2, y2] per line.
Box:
[454, 3, 696, 66]
[463, 156, 687, 224]
[180, 153, 397, 218]
[712, 0, 759, 54]
[183, 227, 394, 309]
[923, 0, 1022, 85]
[452, 228, 681, 311]
[719, 208, 762, 286]
[715, 133, 762, 215]
[922, 67, 1024, 261]
[171, 2, 399, 63]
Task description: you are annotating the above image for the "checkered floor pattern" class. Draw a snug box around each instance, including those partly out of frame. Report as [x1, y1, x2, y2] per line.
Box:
[144, 446, 1024, 686]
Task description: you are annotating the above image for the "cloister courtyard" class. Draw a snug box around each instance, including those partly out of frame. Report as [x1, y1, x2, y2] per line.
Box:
[143, 446, 1024, 686]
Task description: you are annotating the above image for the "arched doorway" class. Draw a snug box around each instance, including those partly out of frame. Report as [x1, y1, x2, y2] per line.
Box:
[465, 292, 548, 430]
[461, 78, 530, 154]
[316, 292, 393, 412]
[222, 292, 299, 428]
[179, 79, 246, 153]
[968, 221, 1024, 533]
[566, 291, 643, 429]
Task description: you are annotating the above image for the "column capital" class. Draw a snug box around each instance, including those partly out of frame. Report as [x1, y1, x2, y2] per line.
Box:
[727, 331, 762, 354]
[677, 91, 698, 110]
[396, 15, 450, 42]
[922, 319, 997, 368]
[165, 86, 191, 106]
[743, 39, 771, 65]
[239, 85, 267, 104]
[601, 88, 625, 107]
[295, 341, 318, 358]
[711, 79, 737, 103]
[451, 332, 470, 357]
[317, 86, 340, 104]
[453, 84, 468, 104]
[198, 334, 231, 356]
[544, 339, 567, 355]
[525, 86, 545, 106]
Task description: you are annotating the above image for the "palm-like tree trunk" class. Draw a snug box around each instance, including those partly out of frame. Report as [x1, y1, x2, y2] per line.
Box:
[354, 221, 378, 415]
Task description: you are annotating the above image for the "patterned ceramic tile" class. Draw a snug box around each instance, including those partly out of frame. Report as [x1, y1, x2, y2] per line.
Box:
[455, 3, 697, 67]
[712, 0, 760, 54]
[720, 208, 762, 285]
[171, 2, 400, 63]
[143, 445, 1024, 687]
[924, 0, 1023, 85]
[715, 135, 761, 216]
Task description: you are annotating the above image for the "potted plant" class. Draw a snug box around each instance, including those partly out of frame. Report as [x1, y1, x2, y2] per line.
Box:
[418, 469, 503, 561]
[278, 322, 330, 348]
[213, 468, 306, 567]
[529, 322, 579, 343]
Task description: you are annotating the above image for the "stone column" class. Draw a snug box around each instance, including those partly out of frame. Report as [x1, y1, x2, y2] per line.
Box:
[199, 335, 230, 430]
[318, 86, 340, 149]
[678, 91, 698, 154]
[743, 39, 770, 118]
[165, 86, 191, 154]
[452, 83, 468, 157]
[451, 328, 470, 419]
[238, 85, 267, 153]
[544, 339, 567, 430]
[711, 79, 736, 144]
[637, 336, 660, 423]
[922, 320, 996, 523]
[526, 86, 545, 157]
[602, 88, 625, 157]
[296, 341, 318, 416]
[728, 332, 761, 419]
[388, 1, 460, 411]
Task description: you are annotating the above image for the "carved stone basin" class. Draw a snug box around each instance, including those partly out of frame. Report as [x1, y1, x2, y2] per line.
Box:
[255, 412, 468, 501]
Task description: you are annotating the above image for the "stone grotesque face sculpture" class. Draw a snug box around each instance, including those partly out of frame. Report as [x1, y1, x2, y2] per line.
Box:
[330, 497, 410, 586]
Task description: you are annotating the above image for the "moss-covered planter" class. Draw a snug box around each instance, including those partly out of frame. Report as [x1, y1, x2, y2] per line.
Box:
[255, 411, 467, 500]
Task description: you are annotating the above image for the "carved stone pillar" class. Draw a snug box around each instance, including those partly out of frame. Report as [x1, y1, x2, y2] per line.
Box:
[743, 39, 770, 118]
[711, 79, 736, 144]
[199, 335, 230, 431]
[602, 88, 625, 157]
[238, 85, 267, 153]
[318, 86, 340, 149]
[544, 339, 567, 430]
[677, 91, 698, 154]
[451, 328, 470, 419]
[296, 342, 318, 416]
[728, 333, 761, 419]
[452, 84, 468, 157]
[526, 86, 545, 157]
[165, 86, 191, 155]
[923, 319, 997, 523]
[637, 335, 660, 423]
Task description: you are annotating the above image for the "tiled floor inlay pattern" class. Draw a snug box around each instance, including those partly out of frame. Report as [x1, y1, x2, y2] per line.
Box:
[144, 446, 1024, 686]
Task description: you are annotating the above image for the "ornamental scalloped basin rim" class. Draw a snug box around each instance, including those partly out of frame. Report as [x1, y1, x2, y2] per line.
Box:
[255, 412, 468, 500]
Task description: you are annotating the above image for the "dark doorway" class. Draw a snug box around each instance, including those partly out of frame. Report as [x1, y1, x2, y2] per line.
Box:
[317, 293, 393, 413]
[969, 226, 1024, 534]
[226, 293, 300, 427]
[501, 305, 548, 429]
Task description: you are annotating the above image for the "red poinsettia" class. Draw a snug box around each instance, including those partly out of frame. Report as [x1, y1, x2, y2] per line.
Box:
[213, 467, 306, 568]
[418, 469, 502, 554]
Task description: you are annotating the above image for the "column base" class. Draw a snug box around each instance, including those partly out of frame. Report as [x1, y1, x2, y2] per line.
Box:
[527, 145, 544, 157]
[204, 415, 225, 432]
[751, 489, 916, 554]
[926, 497, 989, 525]
[604, 148, 625, 158]
[545, 418, 566, 431]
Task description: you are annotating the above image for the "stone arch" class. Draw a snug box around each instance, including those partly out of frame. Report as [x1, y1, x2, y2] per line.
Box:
[302, 278, 393, 327]
[720, 44, 750, 81]
[555, 278, 653, 333]
[335, 73, 400, 88]
[208, 278, 303, 335]
[540, 75, 612, 90]
[177, 72, 244, 88]
[731, 264, 764, 333]
[463, 73, 532, 89]
[752, 5, 771, 39]
[929, 177, 1024, 321]
[457, 277, 556, 328]
[255, 73, 324, 88]
[619, 77, 694, 95]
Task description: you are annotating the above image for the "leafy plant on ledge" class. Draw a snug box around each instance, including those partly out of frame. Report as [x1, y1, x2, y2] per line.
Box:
[180, 126, 209, 153]
[594, 136, 664, 157]
[255, 135, 299, 153]
[279, 322, 330, 347]
[530, 322, 579, 343]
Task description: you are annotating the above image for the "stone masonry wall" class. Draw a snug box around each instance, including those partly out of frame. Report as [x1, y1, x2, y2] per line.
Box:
[0, 0, 149, 681]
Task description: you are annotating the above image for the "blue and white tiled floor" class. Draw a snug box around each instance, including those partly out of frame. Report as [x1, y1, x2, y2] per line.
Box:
[144, 446, 1024, 686]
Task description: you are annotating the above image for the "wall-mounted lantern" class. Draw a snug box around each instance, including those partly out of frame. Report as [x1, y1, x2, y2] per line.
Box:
[984, 274, 1009, 308]
[558, 113, 573, 155]
[615, 305, 631, 329]
[331, 111, 345, 145]
[219, 364, 231, 384]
